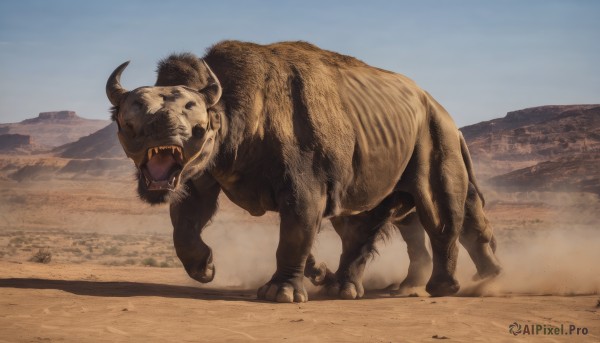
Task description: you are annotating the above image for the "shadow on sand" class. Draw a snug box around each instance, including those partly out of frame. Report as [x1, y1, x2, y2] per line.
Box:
[0, 278, 402, 302]
[0, 278, 257, 301]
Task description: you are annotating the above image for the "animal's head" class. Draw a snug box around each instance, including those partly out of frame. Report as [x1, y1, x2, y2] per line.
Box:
[106, 60, 222, 204]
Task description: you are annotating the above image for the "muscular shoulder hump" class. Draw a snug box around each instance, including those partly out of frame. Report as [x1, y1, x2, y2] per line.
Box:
[155, 52, 207, 88]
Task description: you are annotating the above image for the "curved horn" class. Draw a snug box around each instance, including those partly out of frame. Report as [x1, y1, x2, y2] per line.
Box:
[201, 60, 222, 107]
[106, 61, 130, 106]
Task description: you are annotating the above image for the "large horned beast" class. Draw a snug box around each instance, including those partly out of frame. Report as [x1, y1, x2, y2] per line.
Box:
[106, 41, 501, 302]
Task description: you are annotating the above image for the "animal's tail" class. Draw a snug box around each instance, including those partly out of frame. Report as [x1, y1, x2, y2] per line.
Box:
[459, 132, 485, 207]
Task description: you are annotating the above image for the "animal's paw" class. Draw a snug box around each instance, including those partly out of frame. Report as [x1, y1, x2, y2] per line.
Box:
[426, 275, 460, 297]
[182, 251, 215, 284]
[472, 264, 503, 282]
[257, 278, 308, 303]
[323, 279, 364, 300]
[389, 263, 432, 295]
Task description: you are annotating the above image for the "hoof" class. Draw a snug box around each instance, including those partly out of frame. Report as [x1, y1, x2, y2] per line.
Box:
[340, 283, 358, 300]
[426, 277, 460, 297]
[257, 280, 307, 303]
[472, 264, 503, 281]
[382, 282, 401, 292]
[187, 262, 215, 283]
[323, 280, 364, 300]
[390, 284, 420, 296]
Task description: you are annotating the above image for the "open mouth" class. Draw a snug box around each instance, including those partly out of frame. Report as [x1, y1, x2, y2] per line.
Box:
[140, 145, 184, 191]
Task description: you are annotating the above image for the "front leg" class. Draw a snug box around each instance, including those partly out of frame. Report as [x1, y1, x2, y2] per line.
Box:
[257, 190, 325, 303]
[170, 174, 220, 283]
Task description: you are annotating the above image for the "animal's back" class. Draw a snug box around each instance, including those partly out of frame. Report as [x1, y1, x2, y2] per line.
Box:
[205, 41, 430, 212]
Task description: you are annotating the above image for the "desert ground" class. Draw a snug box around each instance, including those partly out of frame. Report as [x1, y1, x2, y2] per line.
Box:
[1, 156, 599, 342]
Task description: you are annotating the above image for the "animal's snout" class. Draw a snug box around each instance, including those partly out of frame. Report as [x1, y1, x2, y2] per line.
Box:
[142, 111, 180, 138]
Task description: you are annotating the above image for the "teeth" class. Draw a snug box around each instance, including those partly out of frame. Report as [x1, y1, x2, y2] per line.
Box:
[147, 145, 182, 160]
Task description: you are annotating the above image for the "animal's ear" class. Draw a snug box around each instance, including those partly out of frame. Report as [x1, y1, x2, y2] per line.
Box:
[200, 60, 222, 107]
[110, 106, 122, 131]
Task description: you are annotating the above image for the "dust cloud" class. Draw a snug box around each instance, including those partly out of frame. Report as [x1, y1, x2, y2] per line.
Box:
[471, 227, 600, 296]
[201, 195, 600, 297]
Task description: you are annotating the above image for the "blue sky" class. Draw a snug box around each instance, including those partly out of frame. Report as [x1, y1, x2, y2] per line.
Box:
[0, 0, 598, 127]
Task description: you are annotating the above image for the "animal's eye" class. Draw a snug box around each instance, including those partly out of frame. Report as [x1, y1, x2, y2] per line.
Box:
[185, 101, 195, 110]
[123, 121, 136, 138]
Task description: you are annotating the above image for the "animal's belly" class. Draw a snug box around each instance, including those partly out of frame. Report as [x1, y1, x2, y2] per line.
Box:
[218, 180, 276, 217]
[339, 144, 413, 213]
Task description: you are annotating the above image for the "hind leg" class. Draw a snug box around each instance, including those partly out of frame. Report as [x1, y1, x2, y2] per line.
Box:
[387, 211, 432, 294]
[416, 192, 464, 297]
[410, 148, 468, 296]
[326, 193, 414, 299]
[459, 183, 502, 279]
[325, 215, 379, 299]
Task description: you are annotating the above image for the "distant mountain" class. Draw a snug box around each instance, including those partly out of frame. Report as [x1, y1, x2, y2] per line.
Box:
[461, 104, 600, 194]
[0, 111, 109, 149]
[54, 122, 125, 159]
[488, 155, 600, 195]
[462, 105, 600, 162]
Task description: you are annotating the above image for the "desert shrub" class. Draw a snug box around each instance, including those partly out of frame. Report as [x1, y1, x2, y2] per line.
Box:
[102, 246, 121, 255]
[123, 258, 137, 265]
[62, 247, 82, 254]
[104, 258, 137, 267]
[29, 248, 52, 263]
[8, 236, 27, 247]
[141, 257, 158, 267]
[113, 235, 134, 242]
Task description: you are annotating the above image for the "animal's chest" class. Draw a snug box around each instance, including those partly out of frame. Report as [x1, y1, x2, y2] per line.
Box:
[212, 171, 277, 216]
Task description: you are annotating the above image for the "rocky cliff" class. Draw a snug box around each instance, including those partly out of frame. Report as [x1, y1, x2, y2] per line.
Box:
[0, 111, 109, 149]
[20, 111, 80, 123]
[0, 134, 32, 150]
[54, 122, 125, 159]
[461, 105, 600, 194]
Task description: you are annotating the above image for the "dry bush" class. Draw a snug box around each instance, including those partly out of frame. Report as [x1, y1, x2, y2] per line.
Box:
[141, 257, 158, 267]
[103, 258, 137, 267]
[102, 246, 121, 256]
[29, 248, 52, 263]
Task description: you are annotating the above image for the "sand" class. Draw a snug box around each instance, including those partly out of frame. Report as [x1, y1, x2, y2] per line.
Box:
[1, 261, 598, 343]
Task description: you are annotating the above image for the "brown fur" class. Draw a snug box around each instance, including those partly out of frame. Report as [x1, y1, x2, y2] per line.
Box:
[108, 40, 502, 302]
